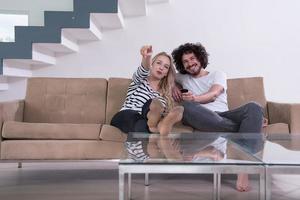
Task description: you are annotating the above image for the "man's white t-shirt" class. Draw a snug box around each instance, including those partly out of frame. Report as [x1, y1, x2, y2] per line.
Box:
[176, 71, 229, 112]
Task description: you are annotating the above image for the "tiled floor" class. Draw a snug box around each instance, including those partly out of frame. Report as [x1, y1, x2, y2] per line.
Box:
[0, 161, 299, 200]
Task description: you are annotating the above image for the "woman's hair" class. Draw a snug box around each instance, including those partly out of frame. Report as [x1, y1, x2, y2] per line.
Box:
[171, 43, 209, 74]
[152, 52, 176, 110]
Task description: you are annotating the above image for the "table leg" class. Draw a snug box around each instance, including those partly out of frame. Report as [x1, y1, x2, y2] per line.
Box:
[217, 173, 221, 200]
[213, 173, 221, 200]
[259, 170, 266, 200]
[128, 173, 132, 199]
[145, 173, 149, 186]
[265, 167, 271, 200]
[119, 171, 125, 200]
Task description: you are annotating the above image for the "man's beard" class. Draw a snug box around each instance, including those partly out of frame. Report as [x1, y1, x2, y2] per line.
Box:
[187, 65, 201, 76]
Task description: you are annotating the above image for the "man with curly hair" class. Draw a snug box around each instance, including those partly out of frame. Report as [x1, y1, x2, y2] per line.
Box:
[171, 42, 264, 192]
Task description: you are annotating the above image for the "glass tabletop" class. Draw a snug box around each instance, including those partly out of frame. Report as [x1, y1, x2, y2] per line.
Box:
[120, 132, 265, 165]
[243, 133, 300, 166]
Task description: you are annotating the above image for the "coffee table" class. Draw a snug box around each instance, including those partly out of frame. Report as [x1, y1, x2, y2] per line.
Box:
[240, 134, 300, 200]
[119, 133, 266, 200]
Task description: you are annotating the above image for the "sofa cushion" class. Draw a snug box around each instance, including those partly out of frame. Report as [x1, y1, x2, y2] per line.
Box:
[99, 124, 127, 142]
[2, 121, 101, 140]
[0, 140, 125, 160]
[24, 78, 107, 124]
[227, 77, 268, 117]
[262, 123, 289, 135]
[106, 78, 131, 124]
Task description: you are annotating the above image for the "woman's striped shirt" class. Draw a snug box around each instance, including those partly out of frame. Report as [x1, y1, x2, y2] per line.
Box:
[120, 65, 167, 114]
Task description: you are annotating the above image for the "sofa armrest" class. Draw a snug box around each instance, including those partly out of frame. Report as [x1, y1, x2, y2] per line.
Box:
[0, 100, 25, 136]
[267, 101, 300, 134]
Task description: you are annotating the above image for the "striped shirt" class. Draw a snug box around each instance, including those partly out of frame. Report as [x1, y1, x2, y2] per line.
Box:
[120, 65, 167, 114]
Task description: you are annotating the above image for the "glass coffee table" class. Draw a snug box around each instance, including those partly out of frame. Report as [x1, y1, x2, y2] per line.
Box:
[119, 132, 266, 200]
[240, 133, 300, 200]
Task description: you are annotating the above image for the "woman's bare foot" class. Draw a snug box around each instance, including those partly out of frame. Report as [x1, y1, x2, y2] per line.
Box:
[147, 135, 163, 158]
[147, 99, 164, 132]
[158, 106, 184, 135]
[236, 173, 251, 192]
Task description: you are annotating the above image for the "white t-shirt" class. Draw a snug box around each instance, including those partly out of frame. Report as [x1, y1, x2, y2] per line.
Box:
[176, 70, 229, 112]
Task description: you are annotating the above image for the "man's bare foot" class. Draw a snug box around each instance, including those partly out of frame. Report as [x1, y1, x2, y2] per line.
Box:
[147, 99, 164, 132]
[262, 117, 268, 127]
[236, 173, 251, 192]
[158, 106, 184, 135]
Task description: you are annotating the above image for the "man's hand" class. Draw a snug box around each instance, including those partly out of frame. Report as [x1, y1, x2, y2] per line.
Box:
[172, 85, 182, 102]
[182, 91, 195, 102]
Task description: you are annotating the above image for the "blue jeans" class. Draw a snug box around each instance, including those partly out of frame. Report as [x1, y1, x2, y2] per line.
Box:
[182, 101, 264, 153]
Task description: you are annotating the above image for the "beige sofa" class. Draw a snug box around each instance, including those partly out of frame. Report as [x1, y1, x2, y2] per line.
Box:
[0, 77, 299, 160]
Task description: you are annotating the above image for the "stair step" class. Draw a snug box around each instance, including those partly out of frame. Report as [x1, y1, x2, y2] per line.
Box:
[0, 83, 9, 91]
[91, 8, 125, 30]
[63, 16, 102, 43]
[0, 26, 61, 61]
[147, 0, 170, 4]
[4, 46, 56, 70]
[0, 77, 9, 91]
[33, 30, 79, 56]
[2, 60, 32, 77]
[119, 0, 147, 17]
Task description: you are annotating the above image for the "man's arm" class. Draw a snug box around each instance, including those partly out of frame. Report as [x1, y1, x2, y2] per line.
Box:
[182, 84, 224, 103]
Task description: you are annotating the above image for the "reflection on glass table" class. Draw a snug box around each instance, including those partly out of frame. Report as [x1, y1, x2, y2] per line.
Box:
[147, 134, 227, 162]
[125, 132, 265, 164]
[232, 133, 300, 200]
[119, 132, 266, 200]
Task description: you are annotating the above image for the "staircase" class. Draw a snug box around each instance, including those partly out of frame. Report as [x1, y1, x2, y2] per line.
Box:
[0, 0, 169, 91]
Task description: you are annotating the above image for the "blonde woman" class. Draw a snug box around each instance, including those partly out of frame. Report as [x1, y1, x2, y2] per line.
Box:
[111, 45, 183, 161]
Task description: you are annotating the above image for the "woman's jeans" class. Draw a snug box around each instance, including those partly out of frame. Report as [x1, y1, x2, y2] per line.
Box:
[110, 99, 152, 142]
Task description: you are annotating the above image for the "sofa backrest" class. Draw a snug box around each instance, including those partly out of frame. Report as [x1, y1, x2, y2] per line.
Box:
[24, 78, 107, 124]
[227, 77, 267, 116]
[105, 78, 132, 124]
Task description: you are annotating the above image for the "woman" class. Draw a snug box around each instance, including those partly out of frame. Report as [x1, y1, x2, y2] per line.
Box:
[111, 45, 184, 161]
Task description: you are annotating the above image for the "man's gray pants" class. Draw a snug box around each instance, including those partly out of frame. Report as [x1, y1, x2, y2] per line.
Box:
[182, 101, 264, 153]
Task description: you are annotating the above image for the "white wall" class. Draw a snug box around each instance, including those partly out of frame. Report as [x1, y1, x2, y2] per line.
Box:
[1, 0, 300, 103]
[0, 0, 72, 25]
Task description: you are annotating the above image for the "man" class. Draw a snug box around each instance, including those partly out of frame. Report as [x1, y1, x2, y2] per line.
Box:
[171, 42, 264, 192]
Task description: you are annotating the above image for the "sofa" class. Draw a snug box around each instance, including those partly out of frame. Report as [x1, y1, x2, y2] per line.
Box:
[0, 77, 299, 161]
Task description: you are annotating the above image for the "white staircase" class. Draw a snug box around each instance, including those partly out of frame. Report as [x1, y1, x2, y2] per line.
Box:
[0, 0, 170, 92]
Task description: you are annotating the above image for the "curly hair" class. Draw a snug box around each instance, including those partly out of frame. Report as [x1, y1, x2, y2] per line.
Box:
[171, 43, 209, 74]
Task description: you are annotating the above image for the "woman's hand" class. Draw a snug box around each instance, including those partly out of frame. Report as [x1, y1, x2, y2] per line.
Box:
[172, 85, 183, 102]
[140, 45, 152, 58]
[140, 45, 152, 69]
